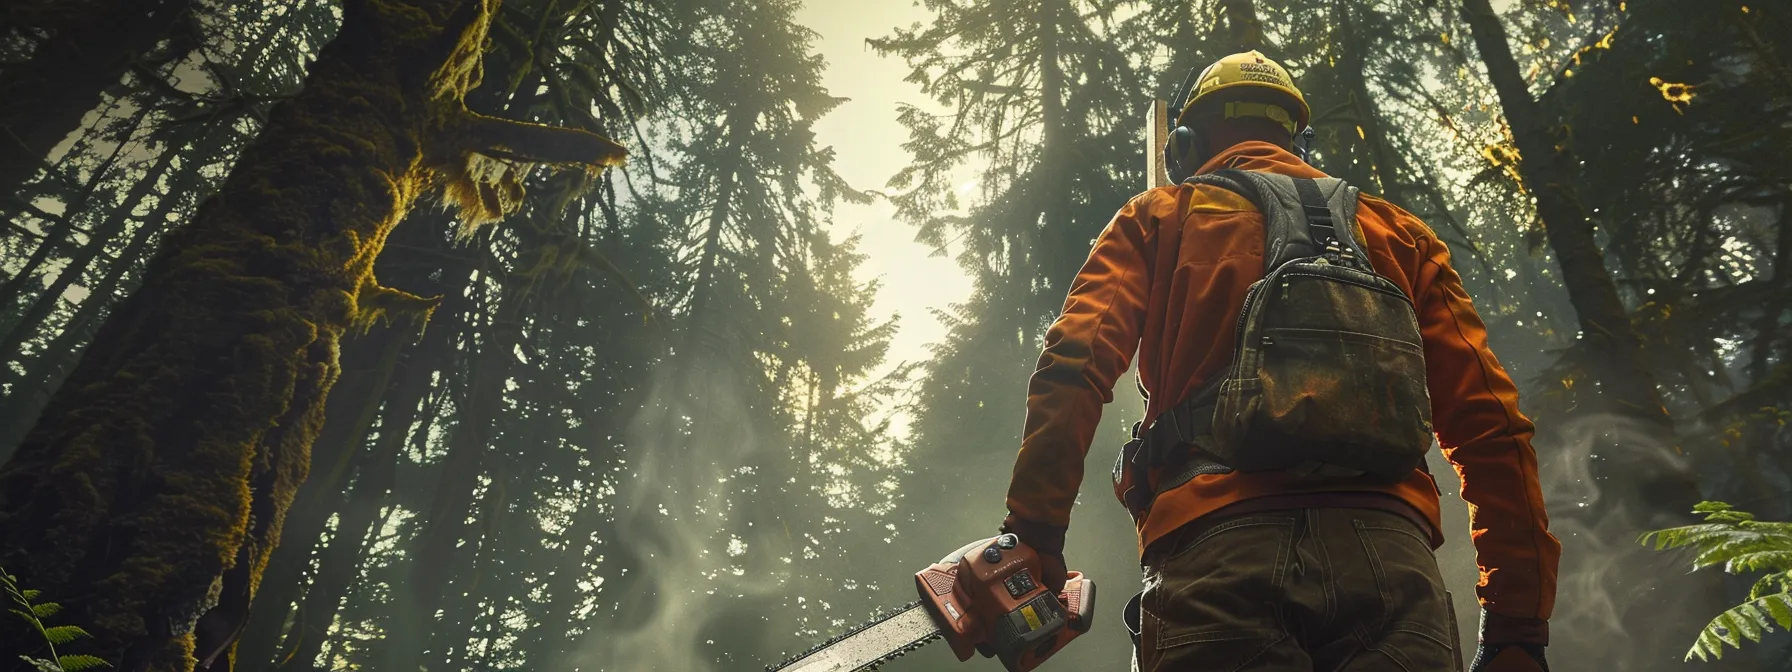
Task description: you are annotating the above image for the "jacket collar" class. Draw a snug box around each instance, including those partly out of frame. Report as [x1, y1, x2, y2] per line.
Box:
[1194, 140, 1326, 179]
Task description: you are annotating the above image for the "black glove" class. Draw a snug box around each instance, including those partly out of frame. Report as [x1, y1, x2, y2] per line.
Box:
[1469, 643, 1548, 672]
[1471, 610, 1549, 672]
[1000, 513, 1068, 593]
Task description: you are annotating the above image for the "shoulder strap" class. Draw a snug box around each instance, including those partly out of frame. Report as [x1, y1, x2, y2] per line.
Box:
[1203, 170, 1368, 272]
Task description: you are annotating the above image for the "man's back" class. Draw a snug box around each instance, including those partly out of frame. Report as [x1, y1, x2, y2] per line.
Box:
[1002, 139, 1557, 649]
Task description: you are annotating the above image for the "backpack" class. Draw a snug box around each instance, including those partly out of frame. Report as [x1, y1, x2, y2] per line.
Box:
[1116, 169, 1434, 517]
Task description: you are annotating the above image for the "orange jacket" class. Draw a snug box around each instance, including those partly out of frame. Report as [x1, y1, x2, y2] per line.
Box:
[1004, 141, 1560, 622]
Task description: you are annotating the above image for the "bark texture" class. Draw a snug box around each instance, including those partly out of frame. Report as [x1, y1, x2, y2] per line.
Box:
[0, 0, 623, 669]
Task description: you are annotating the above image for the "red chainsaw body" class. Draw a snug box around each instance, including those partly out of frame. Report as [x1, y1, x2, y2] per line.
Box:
[913, 535, 1095, 672]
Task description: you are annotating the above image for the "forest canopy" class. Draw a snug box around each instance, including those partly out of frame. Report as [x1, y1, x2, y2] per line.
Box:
[0, 0, 1788, 670]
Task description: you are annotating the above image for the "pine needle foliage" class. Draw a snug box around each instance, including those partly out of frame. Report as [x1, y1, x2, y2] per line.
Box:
[1639, 501, 1792, 661]
[1, 569, 108, 672]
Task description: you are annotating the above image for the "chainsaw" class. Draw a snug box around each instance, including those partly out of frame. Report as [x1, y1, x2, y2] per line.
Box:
[765, 534, 1095, 672]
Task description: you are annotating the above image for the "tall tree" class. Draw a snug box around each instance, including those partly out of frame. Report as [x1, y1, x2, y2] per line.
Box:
[0, 0, 624, 668]
[1459, 0, 1671, 429]
[0, 0, 193, 202]
[871, 0, 1141, 533]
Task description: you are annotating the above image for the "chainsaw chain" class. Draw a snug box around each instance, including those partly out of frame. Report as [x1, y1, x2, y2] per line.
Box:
[765, 600, 939, 672]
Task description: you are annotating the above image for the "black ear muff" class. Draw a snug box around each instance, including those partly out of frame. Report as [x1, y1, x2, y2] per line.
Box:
[1162, 64, 1203, 186]
[1165, 126, 1199, 184]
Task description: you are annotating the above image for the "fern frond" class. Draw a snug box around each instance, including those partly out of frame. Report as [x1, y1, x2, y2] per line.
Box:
[18, 656, 62, 672]
[1749, 571, 1792, 600]
[1686, 591, 1792, 660]
[21, 589, 40, 602]
[43, 625, 90, 646]
[31, 602, 61, 619]
[1730, 552, 1792, 575]
[58, 654, 109, 671]
[9, 607, 45, 631]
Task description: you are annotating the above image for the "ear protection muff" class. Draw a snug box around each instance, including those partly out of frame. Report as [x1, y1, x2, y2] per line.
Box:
[1161, 65, 1203, 185]
[1164, 126, 1201, 184]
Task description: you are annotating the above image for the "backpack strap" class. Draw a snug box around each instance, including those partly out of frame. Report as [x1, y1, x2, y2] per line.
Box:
[1291, 176, 1372, 270]
[1128, 170, 1384, 501]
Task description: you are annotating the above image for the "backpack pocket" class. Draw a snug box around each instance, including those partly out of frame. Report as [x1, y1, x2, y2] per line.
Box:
[1211, 261, 1433, 480]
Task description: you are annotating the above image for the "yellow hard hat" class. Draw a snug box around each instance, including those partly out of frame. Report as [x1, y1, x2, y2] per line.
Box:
[1179, 50, 1310, 135]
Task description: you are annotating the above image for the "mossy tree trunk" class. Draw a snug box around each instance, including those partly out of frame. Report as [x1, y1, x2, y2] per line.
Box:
[226, 320, 409, 668]
[0, 123, 211, 460]
[232, 210, 473, 668]
[0, 0, 623, 669]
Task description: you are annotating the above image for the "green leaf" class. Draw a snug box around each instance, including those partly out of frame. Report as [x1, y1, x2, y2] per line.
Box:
[21, 590, 39, 602]
[9, 607, 42, 626]
[17, 655, 62, 672]
[58, 654, 109, 671]
[43, 624, 91, 645]
[1686, 593, 1792, 660]
[31, 602, 61, 619]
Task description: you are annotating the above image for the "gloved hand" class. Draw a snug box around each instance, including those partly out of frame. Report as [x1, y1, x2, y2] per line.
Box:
[1000, 513, 1068, 593]
[1470, 611, 1549, 672]
[1469, 643, 1547, 672]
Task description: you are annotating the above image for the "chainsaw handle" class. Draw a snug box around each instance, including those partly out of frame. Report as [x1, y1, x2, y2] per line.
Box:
[1063, 572, 1096, 634]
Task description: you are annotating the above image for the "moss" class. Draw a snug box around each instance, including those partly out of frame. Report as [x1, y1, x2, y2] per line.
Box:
[0, 0, 627, 670]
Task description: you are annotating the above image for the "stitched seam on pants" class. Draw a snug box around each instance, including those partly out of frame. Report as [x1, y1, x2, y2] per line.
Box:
[1158, 628, 1281, 649]
[1386, 620, 1455, 648]
[1353, 519, 1393, 632]
[1313, 509, 1337, 627]
[1164, 517, 1295, 563]
[1358, 522, 1431, 549]
[1161, 519, 1290, 559]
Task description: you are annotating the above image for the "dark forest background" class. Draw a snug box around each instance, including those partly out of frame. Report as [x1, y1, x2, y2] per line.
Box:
[0, 0, 1788, 670]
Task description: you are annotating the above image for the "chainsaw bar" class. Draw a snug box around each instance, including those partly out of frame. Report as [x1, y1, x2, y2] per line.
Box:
[765, 600, 942, 672]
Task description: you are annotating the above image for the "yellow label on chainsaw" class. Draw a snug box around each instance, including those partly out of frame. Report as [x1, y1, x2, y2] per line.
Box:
[1020, 604, 1041, 630]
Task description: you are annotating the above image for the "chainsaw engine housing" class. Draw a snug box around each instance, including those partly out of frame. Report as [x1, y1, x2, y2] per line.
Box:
[913, 535, 1095, 672]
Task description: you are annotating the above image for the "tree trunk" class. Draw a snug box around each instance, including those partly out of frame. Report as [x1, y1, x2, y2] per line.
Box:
[228, 323, 407, 668]
[1746, 201, 1791, 385]
[1460, 0, 1671, 429]
[1335, 5, 1403, 198]
[280, 306, 457, 671]
[1217, 0, 1266, 54]
[378, 276, 527, 672]
[1023, 0, 1073, 343]
[0, 106, 149, 323]
[0, 154, 191, 460]
[0, 125, 201, 374]
[236, 210, 472, 668]
[428, 477, 511, 672]
[0, 0, 189, 201]
[0, 0, 621, 668]
[522, 490, 600, 667]
[1459, 2, 1735, 669]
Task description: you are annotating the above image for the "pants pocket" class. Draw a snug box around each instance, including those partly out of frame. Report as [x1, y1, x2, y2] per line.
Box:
[1141, 515, 1295, 671]
[1349, 516, 1457, 670]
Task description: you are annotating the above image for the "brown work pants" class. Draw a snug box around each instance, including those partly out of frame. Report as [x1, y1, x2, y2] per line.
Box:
[1136, 508, 1463, 671]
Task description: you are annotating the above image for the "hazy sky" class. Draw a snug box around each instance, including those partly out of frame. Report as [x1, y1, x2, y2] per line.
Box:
[795, 1, 973, 400]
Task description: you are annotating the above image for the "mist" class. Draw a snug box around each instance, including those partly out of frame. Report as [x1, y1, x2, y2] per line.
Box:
[0, 0, 1788, 671]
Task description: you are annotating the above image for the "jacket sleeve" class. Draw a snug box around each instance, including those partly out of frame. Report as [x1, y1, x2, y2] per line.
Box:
[1411, 224, 1561, 632]
[1005, 193, 1156, 529]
